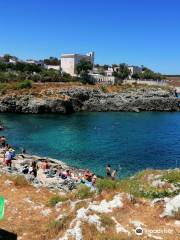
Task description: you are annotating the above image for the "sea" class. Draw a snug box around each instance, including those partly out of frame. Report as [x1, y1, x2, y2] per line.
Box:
[0, 112, 180, 178]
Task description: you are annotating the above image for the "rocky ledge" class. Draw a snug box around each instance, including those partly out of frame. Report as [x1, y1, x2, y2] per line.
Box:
[0, 86, 180, 113]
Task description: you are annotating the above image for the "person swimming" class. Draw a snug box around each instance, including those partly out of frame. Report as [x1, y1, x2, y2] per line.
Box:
[111, 169, 118, 180]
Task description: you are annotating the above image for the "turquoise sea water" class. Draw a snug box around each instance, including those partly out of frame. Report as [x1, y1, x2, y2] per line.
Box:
[0, 112, 180, 178]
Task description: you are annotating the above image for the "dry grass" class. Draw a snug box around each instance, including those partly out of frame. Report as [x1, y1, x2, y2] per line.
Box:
[0, 170, 179, 240]
[46, 212, 75, 239]
[1, 81, 172, 98]
[0, 174, 60, 240]
[81, 222, 132, 240]
[9, 175, 30, 187]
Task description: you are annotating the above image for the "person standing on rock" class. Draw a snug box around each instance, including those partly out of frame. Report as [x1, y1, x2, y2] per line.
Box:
[4, 149, 12, 168]
[29, 161, 38, 177]
[0, 136, 6, 148]
[174, 89, 178, 98]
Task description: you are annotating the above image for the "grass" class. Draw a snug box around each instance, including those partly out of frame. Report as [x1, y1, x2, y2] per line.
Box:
[47, 214, 74, 238]
[15, 80, 33, 89]
[100, 214, 114, 228]
[119, 169, 179, 199]
[9, 175, 29, 187]
[48, 215, 70, 231]
[48, 194, 68, 207]
[161, 169, 180, 185]
[75, 184, 94, 200]
[104, 83, 172, 93]
[100, 85, 109, 93]
[0, 82, 8, 95]
[96, 178, 119, 193]
[81, 222, 132, 240]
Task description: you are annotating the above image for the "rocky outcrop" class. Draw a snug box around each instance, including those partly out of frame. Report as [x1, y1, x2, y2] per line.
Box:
[0, 87, 179, 113]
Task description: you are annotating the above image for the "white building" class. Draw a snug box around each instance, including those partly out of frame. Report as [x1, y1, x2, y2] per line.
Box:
[61, 52, 94, 76]
[128, 66, 142, 79]
[9, 58, 17, 64]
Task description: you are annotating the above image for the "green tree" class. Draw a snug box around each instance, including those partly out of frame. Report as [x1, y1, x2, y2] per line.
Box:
[113, 63, 130, 80]
[76, 59, 93, 75]
[102, 64, 109, 70]
[3, 54, 18, 62]
[76, 59, 93, 83]
[43, 57, 60, 66]
[132, 72, 142, 80]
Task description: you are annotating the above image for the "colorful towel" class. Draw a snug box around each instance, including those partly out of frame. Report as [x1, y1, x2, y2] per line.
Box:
[0, 196, 5, 219]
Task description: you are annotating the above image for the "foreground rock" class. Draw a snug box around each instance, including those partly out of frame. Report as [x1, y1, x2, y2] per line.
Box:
[0, 86, 179, 113]
[0, 150, 179, 240]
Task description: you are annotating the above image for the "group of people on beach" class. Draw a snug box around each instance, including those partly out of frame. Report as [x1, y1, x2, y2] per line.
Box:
[41, 161, 97, 188]
[0, 135, 118, 191]
[22, 159, 97, 190]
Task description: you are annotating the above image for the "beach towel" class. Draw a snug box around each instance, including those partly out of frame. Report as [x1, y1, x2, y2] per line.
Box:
[0, 196, 5, 220]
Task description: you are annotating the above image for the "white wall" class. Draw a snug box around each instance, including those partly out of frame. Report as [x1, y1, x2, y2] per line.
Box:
[61, 57, 75, 76]
[89, 74, 115, 85]
[46, 65, 60, 71]
[123, 79, 168, 86]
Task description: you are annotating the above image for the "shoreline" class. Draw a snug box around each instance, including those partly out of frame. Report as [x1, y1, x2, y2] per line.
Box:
[0, 149, 98, 192]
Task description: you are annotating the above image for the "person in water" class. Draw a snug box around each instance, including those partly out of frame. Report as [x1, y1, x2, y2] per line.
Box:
[106, 164, 111, 178]
[111, 169, 118, 180]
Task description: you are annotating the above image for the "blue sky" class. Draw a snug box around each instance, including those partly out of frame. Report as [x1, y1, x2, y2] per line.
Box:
[0, 0, 179, 74]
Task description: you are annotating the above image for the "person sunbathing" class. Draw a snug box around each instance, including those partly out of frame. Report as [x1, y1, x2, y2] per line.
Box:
[41, 160, 50, 172]
[84, 169, 92, 182]
[61, 169, 72, 179]
[56, 165, 63, 177]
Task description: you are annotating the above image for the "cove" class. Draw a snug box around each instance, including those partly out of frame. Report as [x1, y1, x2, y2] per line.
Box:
[0, 112, 180, 178]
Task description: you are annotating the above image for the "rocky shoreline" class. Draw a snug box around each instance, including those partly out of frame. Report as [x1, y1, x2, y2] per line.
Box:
[0, 86, 180, 113]
[0, 150, 87, 192]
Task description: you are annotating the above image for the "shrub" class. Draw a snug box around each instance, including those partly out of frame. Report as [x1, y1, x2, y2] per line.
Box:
[101, 85, 108, 93]
[11, 175, 29, 187]
[140, 189, 175, 199]
[75, 184, 93, 199]
[48, 215, 71, 232]
[161, 170, 180, 185]
[96, 179, 119, 193]
[16, 80, 33, 89]
[48, 195, 68, 207]
[0, 83, 7, 94]
[119, 174, 178, 199]
[100, 214, 114, 228]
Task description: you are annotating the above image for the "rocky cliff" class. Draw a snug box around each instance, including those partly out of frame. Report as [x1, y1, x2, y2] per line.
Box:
[0, 86, 179, 113]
